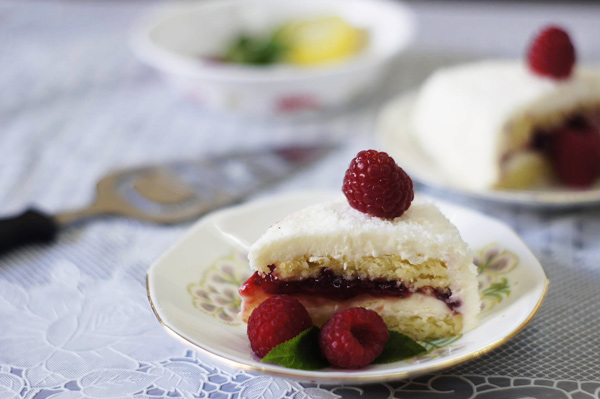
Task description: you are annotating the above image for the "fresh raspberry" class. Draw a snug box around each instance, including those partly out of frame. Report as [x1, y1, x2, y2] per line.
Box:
[319, 307, 389, 369]
[527, 25, 576, 80]
[342, 150, 414, 219]
[551, 122, 600, 187]
[247, 295, 313, 358]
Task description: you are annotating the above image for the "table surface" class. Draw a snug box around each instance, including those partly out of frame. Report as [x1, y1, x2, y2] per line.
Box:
[1, 1, 600, 398]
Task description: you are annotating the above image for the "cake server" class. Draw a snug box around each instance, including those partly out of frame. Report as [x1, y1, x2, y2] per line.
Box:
[0, 145, 333, 255]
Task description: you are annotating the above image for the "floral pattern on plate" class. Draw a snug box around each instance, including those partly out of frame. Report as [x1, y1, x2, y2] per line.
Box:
[188, 252, 250, 325]
[475, 244, 518, 313]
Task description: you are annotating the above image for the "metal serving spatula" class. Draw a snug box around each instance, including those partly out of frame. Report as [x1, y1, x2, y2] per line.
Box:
[0, 145, 333, 255]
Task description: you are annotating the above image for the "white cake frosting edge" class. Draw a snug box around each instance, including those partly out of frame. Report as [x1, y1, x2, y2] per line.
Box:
[249, 198, 472, 270]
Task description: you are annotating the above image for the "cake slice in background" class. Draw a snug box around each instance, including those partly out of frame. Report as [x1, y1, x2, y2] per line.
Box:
[411, 25, 600, 190]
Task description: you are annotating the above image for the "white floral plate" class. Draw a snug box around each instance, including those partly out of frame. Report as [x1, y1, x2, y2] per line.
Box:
[146, 191, 548, 383]
[376, 92, 600, 208]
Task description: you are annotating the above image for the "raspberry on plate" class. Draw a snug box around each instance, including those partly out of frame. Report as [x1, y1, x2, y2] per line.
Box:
[247, 295, 313, 358]
[342, 149, 414, 219]
[527, 25, 576, 80]
[319, 307, 389, 369]
[551, 124, 600, 187]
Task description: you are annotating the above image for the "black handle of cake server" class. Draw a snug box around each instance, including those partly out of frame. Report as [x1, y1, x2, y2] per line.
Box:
[0, 208, 59, 256]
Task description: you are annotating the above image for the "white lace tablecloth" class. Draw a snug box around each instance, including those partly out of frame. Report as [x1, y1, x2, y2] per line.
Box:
[1, 1, 600, 398]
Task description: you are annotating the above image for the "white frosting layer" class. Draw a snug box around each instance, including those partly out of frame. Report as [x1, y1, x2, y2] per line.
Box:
[249, 198, 471, 271]
[412, 60, 600, 190]
[248, 197, 480, 333]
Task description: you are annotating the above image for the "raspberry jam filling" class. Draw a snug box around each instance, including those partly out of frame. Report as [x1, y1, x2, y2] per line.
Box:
[239, 267, 462, 313]
[529, 114, 599, 152]
[527, 112, 600, 187]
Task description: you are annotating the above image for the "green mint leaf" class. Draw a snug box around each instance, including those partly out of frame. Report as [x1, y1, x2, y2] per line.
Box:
[223, 32, 286, 65]
[261, 326, 328, 370]
[373, 331, 427, 364]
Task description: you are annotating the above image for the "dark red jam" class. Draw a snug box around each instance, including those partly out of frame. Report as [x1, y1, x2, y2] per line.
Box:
[529, 113, 600, 153]
[239, 267, 462, 313]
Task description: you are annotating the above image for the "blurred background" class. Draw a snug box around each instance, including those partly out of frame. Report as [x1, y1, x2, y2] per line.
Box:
[2, 0, 600, 245]
[2, 0, 599, 217]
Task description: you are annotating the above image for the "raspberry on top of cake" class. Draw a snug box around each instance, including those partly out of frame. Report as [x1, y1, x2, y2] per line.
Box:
[239, 150, 480, 341]
[411, 25, 600, 190]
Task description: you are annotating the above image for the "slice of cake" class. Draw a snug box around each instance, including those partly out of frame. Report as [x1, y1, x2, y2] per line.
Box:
[239, 150, 479, 341]
[411, 26, 600, 190]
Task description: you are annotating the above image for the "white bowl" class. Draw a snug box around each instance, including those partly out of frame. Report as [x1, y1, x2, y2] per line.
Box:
[131, 0, 415, 115]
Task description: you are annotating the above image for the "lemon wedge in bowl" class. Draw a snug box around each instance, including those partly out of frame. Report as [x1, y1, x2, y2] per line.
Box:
[276, 16, 368, 66]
